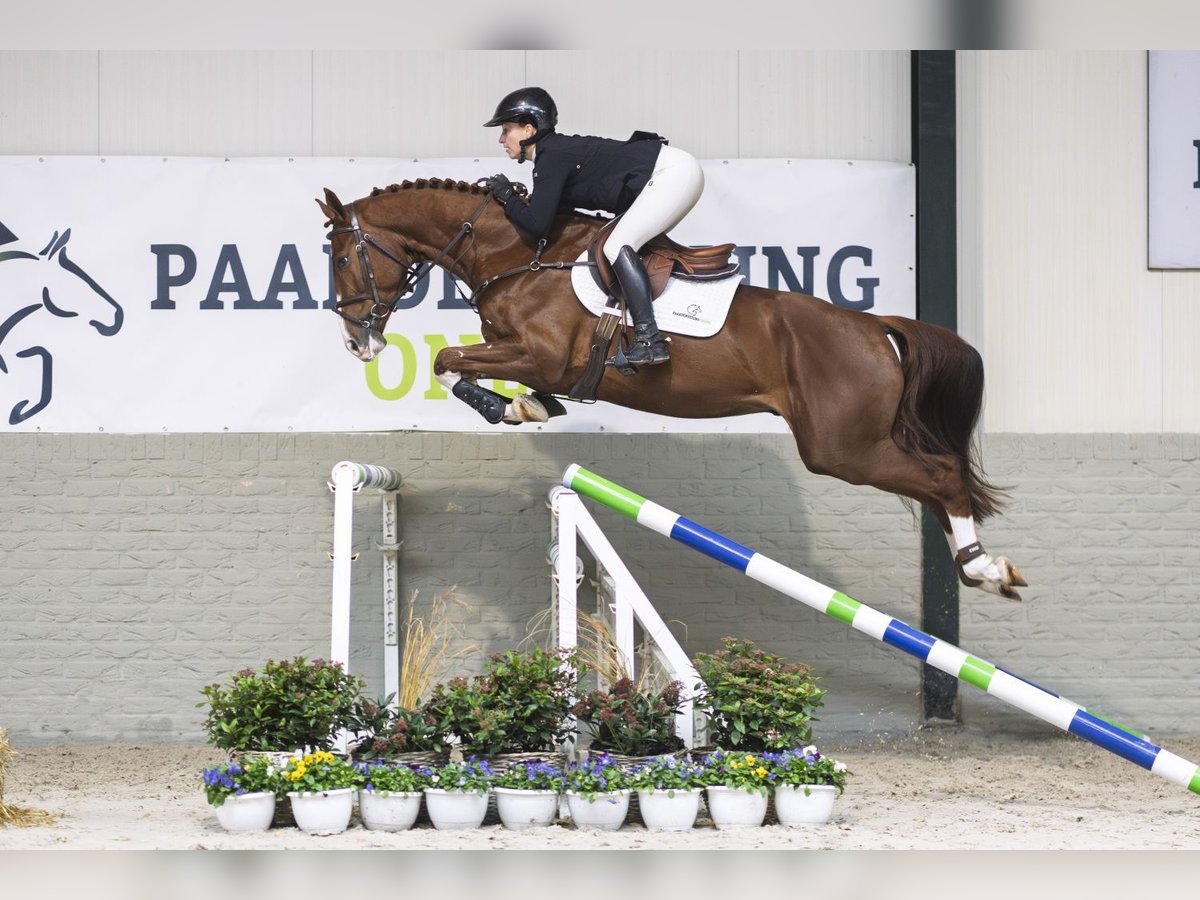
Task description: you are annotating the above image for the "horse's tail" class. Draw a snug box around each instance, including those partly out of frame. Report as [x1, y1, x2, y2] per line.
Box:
[881, 317, 1005, 522]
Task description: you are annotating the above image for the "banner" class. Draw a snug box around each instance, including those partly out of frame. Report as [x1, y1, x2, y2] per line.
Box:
[1148, 51, 1200, 268]
[0, 156, 913, 433]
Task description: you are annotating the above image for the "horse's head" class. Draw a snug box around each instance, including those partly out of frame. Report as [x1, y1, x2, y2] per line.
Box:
[319, 181, 504, 362]
[8, 228, 125, 337]
[319, 187, 410, 362]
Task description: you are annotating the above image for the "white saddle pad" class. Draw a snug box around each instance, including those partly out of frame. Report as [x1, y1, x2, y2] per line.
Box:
[570, 251, 740, 339]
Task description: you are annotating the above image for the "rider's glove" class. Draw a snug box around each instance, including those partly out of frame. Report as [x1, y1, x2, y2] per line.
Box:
[485, 173, 517, 206]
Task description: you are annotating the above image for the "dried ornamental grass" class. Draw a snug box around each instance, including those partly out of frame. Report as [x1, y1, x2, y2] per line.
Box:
[0, 728, 56, 827]
[396, 587, 476, 709]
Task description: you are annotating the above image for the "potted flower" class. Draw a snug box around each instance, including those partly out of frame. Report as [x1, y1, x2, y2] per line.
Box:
[201, 756, 279, 833]
[199, 656, 366, 756]
[693, 637, 825, 751]
[280, 749, 359, 834]
[423, 647, 579, 760]
[765, 745, 851, 826]
[699, 749, 772, 829]
[424, 757, 494, 830]
[571, 677, 686, 759]
[627, 755, 706, 832]
[491, 760, 566, 831]
[562, 752, 630, 831]
[355, 761, 431, 832]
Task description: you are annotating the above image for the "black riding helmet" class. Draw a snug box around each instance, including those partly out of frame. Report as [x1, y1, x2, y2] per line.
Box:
[484, 87, 557, 161]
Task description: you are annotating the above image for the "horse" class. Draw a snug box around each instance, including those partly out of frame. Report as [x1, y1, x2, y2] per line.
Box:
[0, 223, 124, 424]
[317, 178, 1025, 600]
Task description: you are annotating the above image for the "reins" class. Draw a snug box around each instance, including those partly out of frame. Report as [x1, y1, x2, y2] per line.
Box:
[329, 190, 595, 326]
[467, 237, 594, 310]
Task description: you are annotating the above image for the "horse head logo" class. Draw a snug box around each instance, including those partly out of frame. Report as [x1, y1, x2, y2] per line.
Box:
[1, 219, 125, 424]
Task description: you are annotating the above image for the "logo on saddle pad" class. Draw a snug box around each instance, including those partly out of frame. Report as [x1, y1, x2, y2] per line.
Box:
[570, 251, 739, 339]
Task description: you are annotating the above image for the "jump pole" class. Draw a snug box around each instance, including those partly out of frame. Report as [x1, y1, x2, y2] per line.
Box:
[561, 464, 1200, 797]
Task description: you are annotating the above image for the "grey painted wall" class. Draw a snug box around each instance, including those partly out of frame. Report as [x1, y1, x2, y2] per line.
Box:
[2, 432, 1197, 745]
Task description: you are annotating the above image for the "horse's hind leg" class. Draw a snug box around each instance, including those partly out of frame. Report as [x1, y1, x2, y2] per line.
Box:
[800, 435, 1025, 600]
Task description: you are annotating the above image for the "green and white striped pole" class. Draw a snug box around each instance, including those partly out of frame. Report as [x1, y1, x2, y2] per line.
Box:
[562, 464, 1200, 796]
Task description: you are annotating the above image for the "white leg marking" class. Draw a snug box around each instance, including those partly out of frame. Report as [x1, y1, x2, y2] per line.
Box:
[435, 371, 462, 390]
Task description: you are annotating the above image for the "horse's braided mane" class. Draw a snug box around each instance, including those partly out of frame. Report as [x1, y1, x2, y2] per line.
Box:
[370, 177, 486, 197]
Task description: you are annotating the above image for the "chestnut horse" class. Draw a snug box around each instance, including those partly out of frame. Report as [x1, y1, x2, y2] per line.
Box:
[318, 178, 1024, 600]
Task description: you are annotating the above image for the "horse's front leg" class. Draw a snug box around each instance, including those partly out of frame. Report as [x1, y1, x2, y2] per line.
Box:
[433, 339, 563, 426]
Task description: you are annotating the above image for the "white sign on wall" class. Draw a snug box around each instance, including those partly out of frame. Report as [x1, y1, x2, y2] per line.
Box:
[1148, 51, 1200, 269]
[0, 156, 914, 433]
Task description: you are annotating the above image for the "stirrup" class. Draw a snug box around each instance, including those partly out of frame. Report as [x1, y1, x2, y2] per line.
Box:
[606, 336, 670, 374]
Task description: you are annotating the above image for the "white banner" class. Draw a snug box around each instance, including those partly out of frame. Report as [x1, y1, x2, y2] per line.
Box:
[1149, 51, 1200, 268]
[0, 156, 913, 433]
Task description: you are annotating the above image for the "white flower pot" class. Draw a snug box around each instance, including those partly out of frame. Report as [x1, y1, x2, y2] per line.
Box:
[493, 787, 560, 831]
[358, 789, 422, 832]
[704, 785, 768, 829]
[424, 788, 489, 830]
[286, 788, 354, 835]
[213, 791, 276, 833]
[773, 784, 837, 826]
[636, 788, 701, 832]
[565, 789, 630, 831]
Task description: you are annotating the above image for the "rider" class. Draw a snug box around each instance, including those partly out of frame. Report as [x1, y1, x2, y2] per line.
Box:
[483, 86, 704, 370]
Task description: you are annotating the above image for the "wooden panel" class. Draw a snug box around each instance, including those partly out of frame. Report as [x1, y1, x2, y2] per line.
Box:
[738, 51, 911, 162]
[0, 51, 99, 154]
[98, 51, 312, 156]
[312, 51, 525, 158]
[1162, 272, 1200, 431]
[961, 51, 1163, 433]
[526, 51, 739, 159]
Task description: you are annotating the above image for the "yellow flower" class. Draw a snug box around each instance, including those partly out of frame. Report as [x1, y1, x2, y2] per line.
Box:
[745, 755, 756, 765]
[755, 767, 768, 779]
[303, 754, 314, 765]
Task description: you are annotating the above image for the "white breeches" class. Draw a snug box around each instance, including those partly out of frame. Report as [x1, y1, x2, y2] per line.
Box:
[603, 145, 704, 264]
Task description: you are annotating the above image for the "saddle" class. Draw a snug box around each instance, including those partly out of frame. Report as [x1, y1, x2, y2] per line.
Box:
[568, 217, 739, 402]
[587, 216, 740, 299]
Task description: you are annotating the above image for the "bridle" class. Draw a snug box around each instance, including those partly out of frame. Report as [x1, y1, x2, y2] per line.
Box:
[327, 193, 491, 335]
[327, 188, 597, 332]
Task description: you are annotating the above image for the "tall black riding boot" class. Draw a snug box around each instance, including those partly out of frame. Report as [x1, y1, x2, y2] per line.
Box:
[610, 245, 670, 368]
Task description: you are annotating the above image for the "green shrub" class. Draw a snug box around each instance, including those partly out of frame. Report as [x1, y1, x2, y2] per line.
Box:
[693, 637, 825, 751]
[423, 647, 579, 756]
[571, 678, 685, 756]
[198, 656, 365, 751]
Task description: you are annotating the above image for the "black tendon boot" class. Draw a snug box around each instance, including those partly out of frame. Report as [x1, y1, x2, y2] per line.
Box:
[452, 378, 507, 424]
[610, 245, 670, 368]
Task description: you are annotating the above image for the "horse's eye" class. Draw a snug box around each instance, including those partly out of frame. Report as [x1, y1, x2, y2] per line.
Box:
[336, 256, 350, 270]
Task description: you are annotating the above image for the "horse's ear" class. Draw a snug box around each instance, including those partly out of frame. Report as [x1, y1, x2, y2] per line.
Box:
[0, 219, 17, 247]
[319, 188, 347, 224]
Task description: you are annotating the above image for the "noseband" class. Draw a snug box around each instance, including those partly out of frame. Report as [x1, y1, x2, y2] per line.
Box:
[328, 194, 491, 335]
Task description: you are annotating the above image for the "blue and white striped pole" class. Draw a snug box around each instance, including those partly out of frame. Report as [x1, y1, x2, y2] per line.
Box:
[562, 464, 1200, 797]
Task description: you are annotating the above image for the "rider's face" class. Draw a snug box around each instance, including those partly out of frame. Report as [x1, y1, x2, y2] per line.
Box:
[498, 122, 536, 160]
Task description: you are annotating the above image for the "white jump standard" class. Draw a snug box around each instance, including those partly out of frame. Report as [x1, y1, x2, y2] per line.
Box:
[561, 464, 1200, 797]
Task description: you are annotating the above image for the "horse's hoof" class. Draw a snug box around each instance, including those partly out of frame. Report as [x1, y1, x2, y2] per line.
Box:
[503, 394, 550, 425]
[999, 584, 1023, 602]
[1008, 564, 1028, 588]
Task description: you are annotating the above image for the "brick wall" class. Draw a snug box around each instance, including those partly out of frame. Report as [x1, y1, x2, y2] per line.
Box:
[1, 431, 1196, 745]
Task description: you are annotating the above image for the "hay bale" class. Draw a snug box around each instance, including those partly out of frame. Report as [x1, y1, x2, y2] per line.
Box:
[0, 728, 56, 827]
